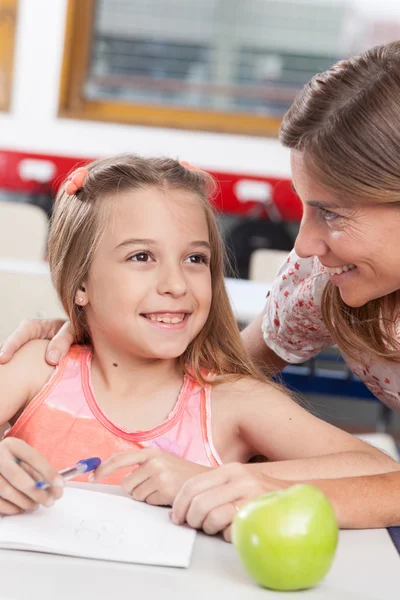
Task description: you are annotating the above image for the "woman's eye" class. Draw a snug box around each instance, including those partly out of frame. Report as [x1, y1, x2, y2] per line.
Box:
[129, 252, 152, 262]
[185, 253, 209, 265]
[319, 207, 339, 222]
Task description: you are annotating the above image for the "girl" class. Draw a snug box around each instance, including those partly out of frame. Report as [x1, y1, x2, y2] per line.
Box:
[0, 154, 396, 518]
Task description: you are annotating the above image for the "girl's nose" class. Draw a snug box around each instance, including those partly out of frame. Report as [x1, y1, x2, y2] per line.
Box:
[157, 265, 188, 298]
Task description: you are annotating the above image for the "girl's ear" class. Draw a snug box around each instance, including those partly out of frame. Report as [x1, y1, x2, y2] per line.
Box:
[75, 284, 88, 307]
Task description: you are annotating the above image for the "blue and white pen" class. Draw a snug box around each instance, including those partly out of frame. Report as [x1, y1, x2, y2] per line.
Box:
[35, 457, 101, 490]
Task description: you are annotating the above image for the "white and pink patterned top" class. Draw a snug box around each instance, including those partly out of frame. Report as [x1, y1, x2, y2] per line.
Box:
[262, 248, 400, 411]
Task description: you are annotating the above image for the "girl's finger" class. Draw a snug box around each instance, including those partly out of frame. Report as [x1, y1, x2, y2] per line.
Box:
[120, 470, 153, 501]
[91, 448, 145, 482]
[0, 496, 24, 516]
[0, 474, 39, 512]
[45, 320, 75, 365]
[0, 443, 63, 503]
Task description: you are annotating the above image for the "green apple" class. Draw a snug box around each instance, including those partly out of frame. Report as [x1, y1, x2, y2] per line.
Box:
[232, 484, 338, 591]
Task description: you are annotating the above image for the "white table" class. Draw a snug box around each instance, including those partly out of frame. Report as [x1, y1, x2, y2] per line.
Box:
[225, 277, 271, 323]
[0, 483, 398, 600]
[0, 259, 271, 325]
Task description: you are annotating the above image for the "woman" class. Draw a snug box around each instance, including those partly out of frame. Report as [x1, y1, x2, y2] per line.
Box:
[3, 41, 400, 539]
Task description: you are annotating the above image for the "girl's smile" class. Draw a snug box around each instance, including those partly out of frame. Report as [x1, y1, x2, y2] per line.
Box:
[141, 311, 191, 330]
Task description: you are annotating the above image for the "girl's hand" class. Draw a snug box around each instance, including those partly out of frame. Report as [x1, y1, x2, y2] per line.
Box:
[0, 319, 74, 366]
[90, 448, 211, 506]
[0, 437, 64, 515]
[171, 462, 291, 542]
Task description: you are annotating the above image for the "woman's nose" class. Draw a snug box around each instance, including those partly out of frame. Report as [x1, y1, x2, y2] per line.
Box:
[294, 216, 329, 259]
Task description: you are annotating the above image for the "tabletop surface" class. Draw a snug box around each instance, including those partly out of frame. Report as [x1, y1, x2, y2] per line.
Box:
[0, 484, 398, 600]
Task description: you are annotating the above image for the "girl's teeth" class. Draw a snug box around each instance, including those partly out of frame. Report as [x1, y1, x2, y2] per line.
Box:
[148, 315, 184, 323]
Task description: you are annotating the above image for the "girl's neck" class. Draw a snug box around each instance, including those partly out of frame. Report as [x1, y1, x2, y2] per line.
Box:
[90, 342, 183, 399]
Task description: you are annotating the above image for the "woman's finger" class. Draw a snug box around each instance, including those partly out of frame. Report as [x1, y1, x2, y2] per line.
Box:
[184, 482, 246, 530]
[45, 320, 75, 365]
[223, 525, 232, 543]
[201, 503, 239, 536]
[0, 319, 47, 364]
[172, 466, 235, 525]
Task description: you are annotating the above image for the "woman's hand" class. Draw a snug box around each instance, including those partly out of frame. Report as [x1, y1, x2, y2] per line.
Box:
[0, 318, 74, 366]
[0, 437, 64, 515]
[171, 462, 291, 542]
[90, 448, 210, 506]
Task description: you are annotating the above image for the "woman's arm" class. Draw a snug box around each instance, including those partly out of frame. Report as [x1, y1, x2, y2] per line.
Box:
[216, 378, 398, 479]
[171, 464, 400, 538]
[0, 319, 73, 365]
[241, 309, 288, 376]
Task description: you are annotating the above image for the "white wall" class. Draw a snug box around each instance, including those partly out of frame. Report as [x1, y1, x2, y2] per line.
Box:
[3, 0, 398, 179]
[0, 0, 291, 178]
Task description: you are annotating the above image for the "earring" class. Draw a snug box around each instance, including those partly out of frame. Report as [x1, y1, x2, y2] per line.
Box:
[77, 297, 84, 303]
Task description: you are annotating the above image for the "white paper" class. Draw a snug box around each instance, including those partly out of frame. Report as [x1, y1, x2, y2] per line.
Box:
[0, 487, 196, 567]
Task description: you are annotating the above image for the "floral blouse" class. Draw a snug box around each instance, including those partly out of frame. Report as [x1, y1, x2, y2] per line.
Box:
[262, 249, 400, 411]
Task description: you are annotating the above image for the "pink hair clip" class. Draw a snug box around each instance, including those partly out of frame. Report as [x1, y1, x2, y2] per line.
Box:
[65, 167, 89, 196]
[180, 161, 201, 172]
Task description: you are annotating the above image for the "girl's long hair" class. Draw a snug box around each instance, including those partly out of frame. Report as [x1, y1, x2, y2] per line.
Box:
[48, 154, 277, 385]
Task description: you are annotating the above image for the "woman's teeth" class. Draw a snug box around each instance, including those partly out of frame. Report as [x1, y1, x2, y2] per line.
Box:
[147, 315, 185, 324]
[326, 264, 356, 275]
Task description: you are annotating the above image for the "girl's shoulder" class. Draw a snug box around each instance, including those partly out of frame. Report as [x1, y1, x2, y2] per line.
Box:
[262, 249, 332, 363]
[211, 376, 288, 408]
[0, 339, 55, 426]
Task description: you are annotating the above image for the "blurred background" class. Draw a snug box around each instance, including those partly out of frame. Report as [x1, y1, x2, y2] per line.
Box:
[1, 0, 400, 444]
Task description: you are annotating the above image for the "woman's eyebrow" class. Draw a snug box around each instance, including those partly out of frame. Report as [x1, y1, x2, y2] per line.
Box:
[306, 200, 342, 209]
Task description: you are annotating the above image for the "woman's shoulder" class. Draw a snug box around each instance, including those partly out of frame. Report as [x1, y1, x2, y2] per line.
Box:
[262, 248, 332, 363]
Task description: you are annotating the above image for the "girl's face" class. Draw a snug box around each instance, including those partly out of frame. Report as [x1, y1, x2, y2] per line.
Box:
[82, 186, 212, 361]
[292, 151, 400, 307]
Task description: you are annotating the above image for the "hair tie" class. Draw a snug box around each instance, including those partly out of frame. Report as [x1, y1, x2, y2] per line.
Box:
[180, 161, 202, 172]
[65, 167, 89, 196]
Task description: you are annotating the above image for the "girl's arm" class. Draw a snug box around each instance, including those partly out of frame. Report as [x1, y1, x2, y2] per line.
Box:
[0, 339, 54, 425]
[216, 378, 399, 479]
[0, 340, 64, 515]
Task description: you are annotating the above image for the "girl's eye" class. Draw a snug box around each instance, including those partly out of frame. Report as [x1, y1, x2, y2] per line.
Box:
[185, 253, 210, 265]
[129, 252, 153, 262]
[319, 207, 339, 222]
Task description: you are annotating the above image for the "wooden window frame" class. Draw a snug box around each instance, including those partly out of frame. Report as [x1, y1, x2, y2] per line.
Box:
[0, 0, 18, 112]
[59, 0, 282, 137]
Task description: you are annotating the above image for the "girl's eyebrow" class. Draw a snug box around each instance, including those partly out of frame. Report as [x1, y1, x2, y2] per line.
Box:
[115, 238, 212, 251]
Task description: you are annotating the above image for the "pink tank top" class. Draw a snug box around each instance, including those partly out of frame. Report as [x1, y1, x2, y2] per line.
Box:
[5, 346, 222, 484]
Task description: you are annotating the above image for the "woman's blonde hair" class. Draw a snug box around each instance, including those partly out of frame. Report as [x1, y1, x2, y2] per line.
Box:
[279, 41, 400, 364]
[48, 154, 271, 385]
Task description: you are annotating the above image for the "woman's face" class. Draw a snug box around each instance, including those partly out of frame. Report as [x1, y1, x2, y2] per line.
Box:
[292, 151, 400, 307]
